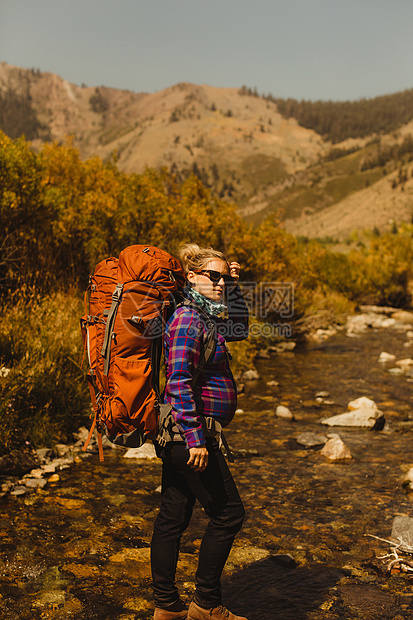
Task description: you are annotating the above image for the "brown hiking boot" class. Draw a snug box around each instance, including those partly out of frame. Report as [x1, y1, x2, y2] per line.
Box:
[188, 601, 248, 620]
[154, 599, 188, 620]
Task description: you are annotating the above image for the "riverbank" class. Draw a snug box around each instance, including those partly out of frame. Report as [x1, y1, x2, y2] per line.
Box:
[2, 319, 413, 619]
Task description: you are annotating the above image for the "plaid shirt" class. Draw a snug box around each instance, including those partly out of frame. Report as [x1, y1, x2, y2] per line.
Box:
[164, 285, 249, 448]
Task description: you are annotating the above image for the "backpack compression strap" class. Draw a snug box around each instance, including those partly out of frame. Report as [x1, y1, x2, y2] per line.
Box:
[101, 283, 123, 377]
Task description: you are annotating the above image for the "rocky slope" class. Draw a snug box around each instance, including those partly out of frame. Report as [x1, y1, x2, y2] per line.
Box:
[1, 62, 413, 239]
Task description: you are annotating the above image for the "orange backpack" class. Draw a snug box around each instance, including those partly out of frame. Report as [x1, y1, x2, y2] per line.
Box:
[80, 245, 185, 461]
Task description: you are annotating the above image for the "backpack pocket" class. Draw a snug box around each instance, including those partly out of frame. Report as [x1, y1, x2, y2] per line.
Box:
[107, 356, 158, 436]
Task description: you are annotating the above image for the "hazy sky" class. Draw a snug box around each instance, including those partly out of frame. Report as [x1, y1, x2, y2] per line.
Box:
[1, 0, 412, 101]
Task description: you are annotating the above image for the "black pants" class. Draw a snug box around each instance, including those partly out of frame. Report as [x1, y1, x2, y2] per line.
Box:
[151, 439, 245, 609]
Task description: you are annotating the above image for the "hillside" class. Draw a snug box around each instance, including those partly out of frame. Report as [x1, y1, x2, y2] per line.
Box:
[1, 62, 413, 240]
[0, 62, 325, 203]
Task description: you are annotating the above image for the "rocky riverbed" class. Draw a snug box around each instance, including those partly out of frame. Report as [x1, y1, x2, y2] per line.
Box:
[2, 308, 413, 619]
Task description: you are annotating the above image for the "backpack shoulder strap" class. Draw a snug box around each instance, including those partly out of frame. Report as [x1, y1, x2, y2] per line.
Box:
[179, 299, 217, 388]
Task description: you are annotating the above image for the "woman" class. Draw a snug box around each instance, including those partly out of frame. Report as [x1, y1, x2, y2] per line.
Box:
[151, 243, 249, 620]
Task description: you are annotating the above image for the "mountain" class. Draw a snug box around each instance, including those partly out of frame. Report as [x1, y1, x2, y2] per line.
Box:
[1, 62, 413, 240]
[0, 62, 324, 195]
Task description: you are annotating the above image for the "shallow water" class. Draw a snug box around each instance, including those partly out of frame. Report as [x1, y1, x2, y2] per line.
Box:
[1, 327, 413, 619]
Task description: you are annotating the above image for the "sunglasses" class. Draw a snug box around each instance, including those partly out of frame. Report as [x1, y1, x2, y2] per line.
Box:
[194, 269, 235, 284]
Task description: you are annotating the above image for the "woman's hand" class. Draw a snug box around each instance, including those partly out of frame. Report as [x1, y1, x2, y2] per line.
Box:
[229, 261, 241, 281]
[187, 446, 209, 472]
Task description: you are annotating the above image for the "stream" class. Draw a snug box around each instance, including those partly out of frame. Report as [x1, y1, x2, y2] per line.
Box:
[1, 324, 413, 619]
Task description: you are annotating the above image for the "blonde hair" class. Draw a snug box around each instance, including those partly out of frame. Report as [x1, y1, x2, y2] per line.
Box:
[178, 243, 228, 275]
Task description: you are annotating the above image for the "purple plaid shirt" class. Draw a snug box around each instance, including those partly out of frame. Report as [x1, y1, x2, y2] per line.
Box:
[164, 285, 249, 448]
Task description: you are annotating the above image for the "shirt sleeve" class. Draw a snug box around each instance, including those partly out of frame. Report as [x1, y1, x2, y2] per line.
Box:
[215, 283, 249, 342]
[165, 308, 206, 448]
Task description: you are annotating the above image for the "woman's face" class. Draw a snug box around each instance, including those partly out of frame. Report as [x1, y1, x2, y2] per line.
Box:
[187, 259, 229, 302]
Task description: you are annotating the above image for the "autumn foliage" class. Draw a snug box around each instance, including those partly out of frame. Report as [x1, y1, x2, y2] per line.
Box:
[0, 131, 412, 453]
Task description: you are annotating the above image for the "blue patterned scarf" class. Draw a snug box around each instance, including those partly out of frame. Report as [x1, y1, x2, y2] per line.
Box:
[184, 286, 227, 317]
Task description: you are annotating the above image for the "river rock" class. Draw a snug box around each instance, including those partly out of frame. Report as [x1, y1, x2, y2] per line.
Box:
[359, 305, 396, 315]
[123, 443, 157, 459]
[403, 468, 413, 490]
[391, 516, 413, 552]
[321, 407, 384, 429]
[389, 367, 404, 375]
[24, 478, 47, 489]
[346, 312, 396, 335]
[312, 327, 338, 342]
[10, 486, 28, 496]
[392, 311, 413, 325]
[276, 405, 294, 420]
[54, 443, 72, 457]
[347, 396, 377, 410]
[35, 448, 51, 460]
[274, 341, 296, 352]
[242, 369, 260, 381]
[378, 352, 396, 363]
[315, 391, 330, 399]
[395, 358, 413, 371]
[296, 432, 328, 448]
[320, 434, 352, 460]
[266, 380, 279, 387]
[25, 468, 45, 479]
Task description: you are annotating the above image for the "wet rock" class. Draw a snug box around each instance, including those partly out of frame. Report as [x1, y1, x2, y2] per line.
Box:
[391, 516, 413, 552]
[320, 434, 352, 460]
[231, 448, 260, 458]
[266, 380, 279, 388]
[242, 369, 260, 381]
[32, 589, 66, 608]
[315, 391, 330, 398]
[296, 432, 328, 448]
[276, 405, 294, 420]
[378, 352, 396, 363]
[109, 547, 151, 563]
[321, 407, 384, 429]
[235, 408, 244, 414]
[123, 443, 157, 459]
[348, 396, 377, 410]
